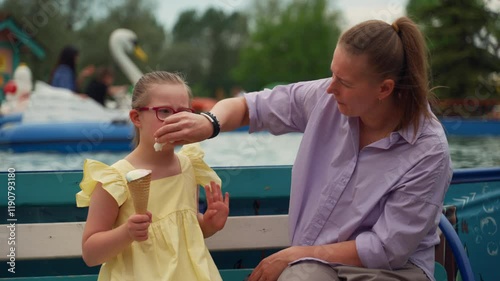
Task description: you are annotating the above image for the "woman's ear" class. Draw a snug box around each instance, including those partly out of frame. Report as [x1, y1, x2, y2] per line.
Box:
[130, 109, 141, 128]
[378, 79, 395, 100]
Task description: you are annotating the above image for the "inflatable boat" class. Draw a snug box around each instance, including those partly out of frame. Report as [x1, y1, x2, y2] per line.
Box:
[0, 82, 133, 152]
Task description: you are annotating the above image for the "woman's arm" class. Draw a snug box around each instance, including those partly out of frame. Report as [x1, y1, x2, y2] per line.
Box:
[81, 183, 150, 267]
[210, 97, 250, 132]
[77, 65, 95, 91]
[293, 241, 362, 266]
[154, 97, 249, 145]
[247, 241, 362, 281]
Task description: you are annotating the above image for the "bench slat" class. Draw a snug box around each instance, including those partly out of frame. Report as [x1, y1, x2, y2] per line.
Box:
[0, 215, 289, 260]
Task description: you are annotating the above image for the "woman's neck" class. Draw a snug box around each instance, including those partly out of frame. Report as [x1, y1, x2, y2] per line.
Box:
[360, 98, 402, 134]
[358, 100, 402, 149]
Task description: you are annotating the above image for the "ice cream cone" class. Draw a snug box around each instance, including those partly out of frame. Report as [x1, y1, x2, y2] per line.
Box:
[126, 170, 151, 214]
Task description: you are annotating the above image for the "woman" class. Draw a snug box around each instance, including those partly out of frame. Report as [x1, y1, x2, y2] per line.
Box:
[154, 17, 452, 281]
[50, 45, 94, 93]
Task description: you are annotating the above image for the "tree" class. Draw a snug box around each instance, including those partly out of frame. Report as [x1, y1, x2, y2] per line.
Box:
[76, 0, 168, 86]
[407, 0, 500, 100]
[0, 0, 167, 87]
[233, 0, 342, 91]
[0, 0, 80, 82]
[169, 8, 249, 98]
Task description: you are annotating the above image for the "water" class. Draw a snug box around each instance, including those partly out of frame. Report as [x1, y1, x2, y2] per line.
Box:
[1, 132, 499, 171]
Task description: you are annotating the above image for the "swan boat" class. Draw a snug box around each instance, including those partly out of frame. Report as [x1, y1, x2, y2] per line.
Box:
[0, 81, 134, 152]
[0, 29, 145, 153]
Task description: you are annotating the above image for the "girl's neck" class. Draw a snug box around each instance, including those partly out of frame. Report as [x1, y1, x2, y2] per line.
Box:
[126, 143, 178, 175]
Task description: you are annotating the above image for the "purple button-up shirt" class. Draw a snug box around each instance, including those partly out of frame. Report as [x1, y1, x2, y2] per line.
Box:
[245, 78, 452, 280]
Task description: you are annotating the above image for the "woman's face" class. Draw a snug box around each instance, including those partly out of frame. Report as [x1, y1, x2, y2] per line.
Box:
[326, 45, 384, 118]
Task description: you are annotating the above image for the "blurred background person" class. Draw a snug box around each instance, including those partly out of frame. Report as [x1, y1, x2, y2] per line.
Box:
[84, 66, 128, 107]
[49, 45, 95, 93]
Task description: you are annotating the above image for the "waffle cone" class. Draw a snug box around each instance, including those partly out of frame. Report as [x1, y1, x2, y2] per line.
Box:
[127, 173, 151, 214]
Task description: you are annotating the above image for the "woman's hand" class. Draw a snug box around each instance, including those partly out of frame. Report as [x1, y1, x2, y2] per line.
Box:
[200, 181, 229, 236]
[248, 247, 299, 281]
[154, 112, 213, 146]
[126, 211, 152, 241]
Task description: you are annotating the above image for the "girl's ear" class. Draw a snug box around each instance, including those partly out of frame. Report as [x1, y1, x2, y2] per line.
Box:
[130, 109, 141, 128]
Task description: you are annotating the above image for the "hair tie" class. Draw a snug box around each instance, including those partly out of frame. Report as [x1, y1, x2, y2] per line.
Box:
[391, 22, 400, 33]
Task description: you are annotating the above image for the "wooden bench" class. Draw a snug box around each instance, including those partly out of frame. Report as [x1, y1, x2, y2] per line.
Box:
[1, 166, 499, 280]
[0, 215, 289, 281]
[0, 212, 469, 281]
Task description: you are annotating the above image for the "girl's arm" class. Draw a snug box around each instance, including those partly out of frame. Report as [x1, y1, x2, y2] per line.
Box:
[81, 183, 151, 267]
[197, 182, 229, 238]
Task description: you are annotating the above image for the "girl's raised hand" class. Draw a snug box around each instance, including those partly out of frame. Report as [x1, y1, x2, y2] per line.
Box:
[127, 211, 152, 241]
[203, 181, 230, 231]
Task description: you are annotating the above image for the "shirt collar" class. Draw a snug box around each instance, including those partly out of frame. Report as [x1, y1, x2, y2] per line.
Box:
[397, 112, 432, 145]
[347, 112, 430, 147]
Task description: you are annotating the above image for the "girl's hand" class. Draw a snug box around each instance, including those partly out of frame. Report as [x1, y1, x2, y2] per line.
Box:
[203, 181, 230, 231]
[126, 211, 152, 241]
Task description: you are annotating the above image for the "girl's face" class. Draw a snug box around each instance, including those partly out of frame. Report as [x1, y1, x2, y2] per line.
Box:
[133, 83, 190, 145]
[326, 45, 389, 118]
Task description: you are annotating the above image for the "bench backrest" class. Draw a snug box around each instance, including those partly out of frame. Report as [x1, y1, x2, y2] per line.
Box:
[0, 215, 289, 259]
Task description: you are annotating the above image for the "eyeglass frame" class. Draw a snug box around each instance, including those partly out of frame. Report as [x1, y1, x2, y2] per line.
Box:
[135, 106, 195, 121]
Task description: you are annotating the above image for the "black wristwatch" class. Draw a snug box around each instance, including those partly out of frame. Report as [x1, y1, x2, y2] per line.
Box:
[200, 112, 220, 139]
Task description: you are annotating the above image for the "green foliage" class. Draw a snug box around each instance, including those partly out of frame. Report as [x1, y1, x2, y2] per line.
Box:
[407, 0, 500, 99]
[0, 0, 164, 87]
[0, 0, 81, 82]
[233, 0, 342, 91]
[169, 8, 249, 98]
[3, 0, 497, 101]
[76, 0, 167, 86]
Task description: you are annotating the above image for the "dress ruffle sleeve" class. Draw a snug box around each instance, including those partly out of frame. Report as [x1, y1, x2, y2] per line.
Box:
[76, 159, 128, 207]
[179, 143, 222, 187]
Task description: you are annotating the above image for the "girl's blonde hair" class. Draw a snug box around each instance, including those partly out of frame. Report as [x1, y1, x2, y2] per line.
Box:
[131, 71, 193, 146]
[338, 17, 434, 135]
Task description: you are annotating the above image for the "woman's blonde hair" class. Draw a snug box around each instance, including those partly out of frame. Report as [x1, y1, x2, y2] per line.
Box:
[338, 17, 434, 135]
[131, 71, 193, 146]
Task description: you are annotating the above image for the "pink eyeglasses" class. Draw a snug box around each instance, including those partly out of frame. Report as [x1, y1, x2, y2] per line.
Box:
[135, 106, 195, 121]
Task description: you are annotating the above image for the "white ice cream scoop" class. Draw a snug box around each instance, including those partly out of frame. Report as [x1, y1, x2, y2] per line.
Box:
[153, 142, 164, 152]
[126, 169, 152, 182]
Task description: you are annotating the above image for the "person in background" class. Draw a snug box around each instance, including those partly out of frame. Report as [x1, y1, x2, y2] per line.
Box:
[85, 66, 128, 106]
[50, 45, 95, 93]
[153, 16, 453, 281]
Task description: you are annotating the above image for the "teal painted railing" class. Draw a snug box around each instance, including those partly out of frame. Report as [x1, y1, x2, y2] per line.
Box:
[0, 166, 499, 280]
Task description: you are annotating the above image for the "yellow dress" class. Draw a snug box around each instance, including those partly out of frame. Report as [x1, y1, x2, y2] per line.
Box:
[76, 143, 223, 281]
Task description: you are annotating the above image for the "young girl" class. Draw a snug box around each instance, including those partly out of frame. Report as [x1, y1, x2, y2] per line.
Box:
[76, 71, 229, 281]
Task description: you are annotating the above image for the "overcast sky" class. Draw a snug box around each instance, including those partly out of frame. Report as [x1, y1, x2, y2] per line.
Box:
[155, 0, 409, 31]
